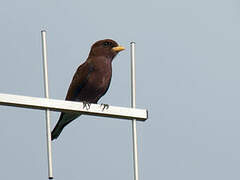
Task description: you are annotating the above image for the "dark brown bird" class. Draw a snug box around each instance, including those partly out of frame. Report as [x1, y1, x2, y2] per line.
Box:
[51, 39, 125, 140]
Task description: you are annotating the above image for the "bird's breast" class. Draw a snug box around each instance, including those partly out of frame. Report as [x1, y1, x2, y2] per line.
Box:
[85, 59, 111, 91]
[76, 59, 112, 103]
[88, 68, 112, 90]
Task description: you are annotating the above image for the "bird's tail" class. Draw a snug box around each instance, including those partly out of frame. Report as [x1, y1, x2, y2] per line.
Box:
[51, 113, 80, 141]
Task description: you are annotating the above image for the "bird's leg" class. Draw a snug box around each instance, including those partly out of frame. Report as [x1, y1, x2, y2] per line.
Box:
[100, 103, 109, 111]
[83, 101, 91, 110]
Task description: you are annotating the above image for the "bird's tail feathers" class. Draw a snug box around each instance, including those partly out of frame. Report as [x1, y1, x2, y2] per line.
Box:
[51, 113, 80, 141]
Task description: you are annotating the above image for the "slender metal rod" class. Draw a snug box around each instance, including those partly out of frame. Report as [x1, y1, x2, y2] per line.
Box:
[41, 30, 53, 179]
[130, 42, 139, 180]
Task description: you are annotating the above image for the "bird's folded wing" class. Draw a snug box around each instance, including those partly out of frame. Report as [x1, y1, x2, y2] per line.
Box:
[65, 61, 94, 101]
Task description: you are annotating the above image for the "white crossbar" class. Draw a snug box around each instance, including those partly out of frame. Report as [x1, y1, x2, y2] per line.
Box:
[0, 93, 148, 121]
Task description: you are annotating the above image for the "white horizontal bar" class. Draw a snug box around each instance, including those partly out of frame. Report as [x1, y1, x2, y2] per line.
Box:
[0, 93, 148, 121]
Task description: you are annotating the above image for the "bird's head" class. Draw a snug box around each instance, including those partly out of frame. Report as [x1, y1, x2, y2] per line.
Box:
[89, 39, 125, 60]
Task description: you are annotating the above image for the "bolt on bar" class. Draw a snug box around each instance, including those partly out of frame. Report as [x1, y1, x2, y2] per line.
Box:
[41, 30, 53, 179]
[130, 42, 139, 180]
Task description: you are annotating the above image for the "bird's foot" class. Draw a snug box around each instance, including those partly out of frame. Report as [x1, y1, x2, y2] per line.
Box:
[100, 103, 109, 111]
[83, 101, 91, 110]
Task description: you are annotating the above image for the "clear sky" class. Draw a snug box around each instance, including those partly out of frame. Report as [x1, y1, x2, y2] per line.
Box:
[0, 0, 240, 180]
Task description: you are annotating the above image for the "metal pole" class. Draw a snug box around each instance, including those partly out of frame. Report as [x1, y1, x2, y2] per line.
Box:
[130, 42, 139, 180]
[41, 30, 53, 179]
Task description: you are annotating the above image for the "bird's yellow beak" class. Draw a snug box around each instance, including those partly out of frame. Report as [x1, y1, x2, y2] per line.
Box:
[112, 46, 125, 52]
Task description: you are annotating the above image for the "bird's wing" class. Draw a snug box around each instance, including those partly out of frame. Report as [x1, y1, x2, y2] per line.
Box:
[51, 61, 94, 140]
[65, 61, 94, 101]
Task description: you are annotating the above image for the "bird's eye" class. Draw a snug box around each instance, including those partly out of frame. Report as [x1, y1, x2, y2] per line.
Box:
[103, 42, 109, 46]
[103, 42, 112, 47]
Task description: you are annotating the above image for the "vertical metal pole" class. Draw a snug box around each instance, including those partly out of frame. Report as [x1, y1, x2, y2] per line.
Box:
[41, 30, 53, 179]
[130, 42, 139, 180]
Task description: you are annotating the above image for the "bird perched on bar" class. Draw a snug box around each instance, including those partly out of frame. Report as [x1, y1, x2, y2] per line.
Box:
[51, 39, 125, 140]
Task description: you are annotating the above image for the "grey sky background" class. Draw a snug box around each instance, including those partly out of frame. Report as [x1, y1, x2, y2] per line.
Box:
[0, 0, 240, 179]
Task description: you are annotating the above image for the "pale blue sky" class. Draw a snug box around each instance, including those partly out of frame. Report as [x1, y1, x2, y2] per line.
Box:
[0, 0, 240, 180]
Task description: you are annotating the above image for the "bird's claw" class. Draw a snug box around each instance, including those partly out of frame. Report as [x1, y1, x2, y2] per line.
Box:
[83, 101, 91, 110]
[100, 103, 109, 111]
